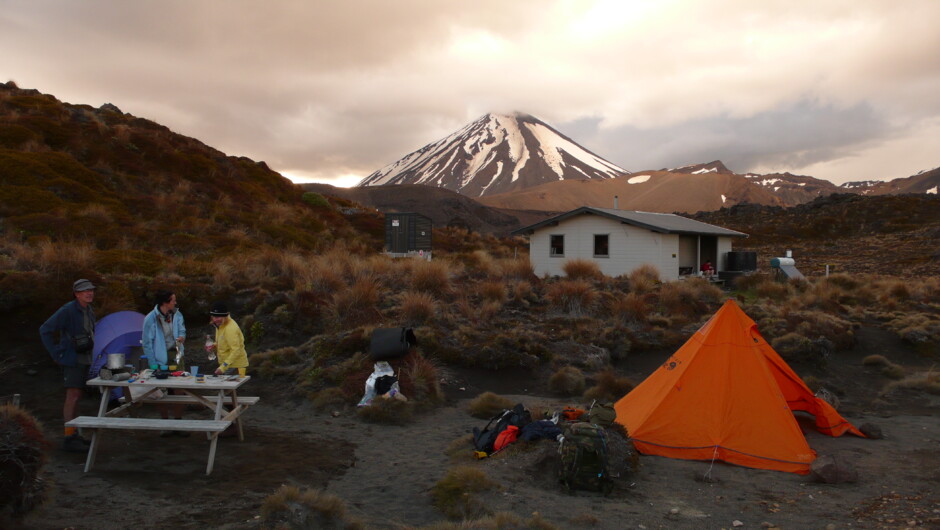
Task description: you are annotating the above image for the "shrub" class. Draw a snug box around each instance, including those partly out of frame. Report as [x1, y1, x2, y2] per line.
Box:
[467, 392, 514, 419]
[0, 405, 51, 519]
[260, 485, 362, 529]
[862, 354, 890, 367]
[882, 370, 940, 395]
[301, 191, 331, 208]
[562, 258, 603, 281]
[310, 387, 348, 410]
[548, 366, 586, 396]
[431, 466, 499, 520]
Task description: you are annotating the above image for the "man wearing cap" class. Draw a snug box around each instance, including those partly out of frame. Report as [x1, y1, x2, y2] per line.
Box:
[208, 302, 248, 376]
[40, 279, 97, 452]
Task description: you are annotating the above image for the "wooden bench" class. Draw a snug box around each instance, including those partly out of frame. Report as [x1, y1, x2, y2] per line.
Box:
[67, 416, 231, 432]
[67, 416, 232, 474]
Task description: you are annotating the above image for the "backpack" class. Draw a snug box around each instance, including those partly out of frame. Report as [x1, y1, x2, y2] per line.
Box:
[559, 422, 611, 494]
[586, 402, 617, 427]
[472, 403, 532, 454]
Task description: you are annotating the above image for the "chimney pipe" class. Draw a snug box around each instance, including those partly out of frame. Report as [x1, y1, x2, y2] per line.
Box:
[614, 195, 619, 209]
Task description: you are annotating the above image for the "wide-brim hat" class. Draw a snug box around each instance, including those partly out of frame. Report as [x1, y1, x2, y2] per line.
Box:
[209, 301, 229, 317]
[73, 279, 96, 292]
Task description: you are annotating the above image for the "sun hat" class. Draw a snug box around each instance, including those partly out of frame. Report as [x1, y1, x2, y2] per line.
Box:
[209, 301, 229, 317]
[72, 279, 96, 292]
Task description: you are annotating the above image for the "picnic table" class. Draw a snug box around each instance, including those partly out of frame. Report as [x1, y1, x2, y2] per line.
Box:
[67, 373, 257, 475]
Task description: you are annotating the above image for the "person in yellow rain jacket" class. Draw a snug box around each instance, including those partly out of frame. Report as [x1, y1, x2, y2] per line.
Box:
[208, 302, 248, 376]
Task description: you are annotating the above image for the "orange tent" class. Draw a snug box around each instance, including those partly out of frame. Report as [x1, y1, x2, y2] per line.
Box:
[614, 299, 864, 474]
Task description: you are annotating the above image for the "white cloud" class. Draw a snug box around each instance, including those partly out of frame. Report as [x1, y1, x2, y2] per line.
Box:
[0, 0, 937, 186]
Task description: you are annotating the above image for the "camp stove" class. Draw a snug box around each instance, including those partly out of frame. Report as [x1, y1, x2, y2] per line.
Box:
[99, 353, 133, 381]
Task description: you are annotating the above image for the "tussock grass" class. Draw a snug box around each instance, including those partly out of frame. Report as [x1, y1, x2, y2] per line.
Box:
[862, 354, 891, 367]
[412, 259, 451, 295]
[310, 387, 348, 411]
[549, 366, 586, 396]
[583, 369, 635, 402]
[400, 352, 445, 404]
[627, 264, 660, 293]
[328, 277, 382, 329]
[399, 290, 437, 326]
[418, 511, 559, 530]
[883, 369, 940, 395]
[562, 258, 603, 281]
[431, 466, 499, 520]
[545, 280, 596, 316]
[0, 405, 51, 518]
[260, 485, 363, 529]
[497, 257, 534, 280]
[606, 292, 649, 324]
[356, 395, 414, 424]
[478, 280, 507, 304]
[467, 392, 514, 419]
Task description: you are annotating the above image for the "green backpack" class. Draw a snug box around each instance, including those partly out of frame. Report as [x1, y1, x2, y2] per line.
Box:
[559, 422, 611, 494]
[586, 402, 617, 427]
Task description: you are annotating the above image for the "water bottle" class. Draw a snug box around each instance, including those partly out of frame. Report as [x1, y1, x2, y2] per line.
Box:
[205, 334, 217, 361]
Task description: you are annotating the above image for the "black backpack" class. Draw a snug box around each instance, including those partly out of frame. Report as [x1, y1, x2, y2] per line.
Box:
[472, 403, 532, 454]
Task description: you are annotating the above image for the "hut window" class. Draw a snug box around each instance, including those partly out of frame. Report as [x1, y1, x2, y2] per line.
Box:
[594, 234, 609, 257]
[550, 235, 565, 257]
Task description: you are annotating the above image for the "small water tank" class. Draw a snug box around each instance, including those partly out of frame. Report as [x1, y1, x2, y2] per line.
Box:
[727, 251, 757, 272]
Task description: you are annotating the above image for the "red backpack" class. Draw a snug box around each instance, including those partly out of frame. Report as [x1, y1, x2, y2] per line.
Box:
[493, 425, 520, 452]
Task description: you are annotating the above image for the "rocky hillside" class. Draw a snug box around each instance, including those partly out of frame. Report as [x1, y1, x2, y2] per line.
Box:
[691, 194, 940, 278]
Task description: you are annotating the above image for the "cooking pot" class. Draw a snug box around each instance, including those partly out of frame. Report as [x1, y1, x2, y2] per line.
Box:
[106, 353, 126, 370]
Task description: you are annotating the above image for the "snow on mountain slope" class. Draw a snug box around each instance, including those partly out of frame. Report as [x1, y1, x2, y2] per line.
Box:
[358, 112, 629, 197]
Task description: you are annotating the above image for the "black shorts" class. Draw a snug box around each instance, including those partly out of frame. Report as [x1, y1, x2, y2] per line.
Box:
[63, 364, 89, 389]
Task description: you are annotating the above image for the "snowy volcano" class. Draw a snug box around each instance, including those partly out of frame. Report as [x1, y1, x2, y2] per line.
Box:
[358, 112, 629, 197]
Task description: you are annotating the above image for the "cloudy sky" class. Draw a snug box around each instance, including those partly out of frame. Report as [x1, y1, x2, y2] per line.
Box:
[3, 0, 938, 186]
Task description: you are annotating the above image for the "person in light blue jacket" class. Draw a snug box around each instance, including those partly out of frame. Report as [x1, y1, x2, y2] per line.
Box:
[141, 290, 186, 368]
[141, 289, 188, 435]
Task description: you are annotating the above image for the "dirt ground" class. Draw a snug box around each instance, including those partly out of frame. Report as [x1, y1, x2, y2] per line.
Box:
[3, 325, 939, 529]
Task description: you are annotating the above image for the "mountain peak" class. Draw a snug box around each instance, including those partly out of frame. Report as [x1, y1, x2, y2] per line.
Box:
[359, 113, 629, 197]
[671, 160, 734, 175]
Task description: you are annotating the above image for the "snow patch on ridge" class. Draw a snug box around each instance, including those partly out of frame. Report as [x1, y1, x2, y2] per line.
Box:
[628, 174, 650, 184]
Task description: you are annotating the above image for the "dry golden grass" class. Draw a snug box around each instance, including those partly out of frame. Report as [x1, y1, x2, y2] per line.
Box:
[260, 485, 363, 529]
[548, 365, 586, 396]
[466, 392, 514, 419]
[510, 281, 534, 304]
[26, 239, 96, 276]
[399, 290, 438, 325]
[545, 279, 596, 316]
[562, 258, 603, 281]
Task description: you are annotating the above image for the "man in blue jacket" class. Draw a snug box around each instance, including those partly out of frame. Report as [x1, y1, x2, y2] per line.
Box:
[141, 289, 187, 435]
[40, 278, 97, 453]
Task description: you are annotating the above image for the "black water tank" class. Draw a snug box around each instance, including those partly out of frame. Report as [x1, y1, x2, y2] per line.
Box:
[727, 251, 757, 272]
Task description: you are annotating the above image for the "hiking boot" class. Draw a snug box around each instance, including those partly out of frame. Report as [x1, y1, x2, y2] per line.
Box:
[62, 434, 89, 453]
